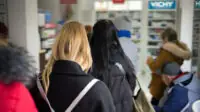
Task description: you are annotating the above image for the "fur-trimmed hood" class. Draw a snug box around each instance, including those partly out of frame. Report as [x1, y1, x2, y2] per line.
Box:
[0, 44, 36, 88]
[162, 42, 191, 60]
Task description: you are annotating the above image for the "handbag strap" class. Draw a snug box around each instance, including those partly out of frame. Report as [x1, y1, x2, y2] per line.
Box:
[37, 77, 99, 112]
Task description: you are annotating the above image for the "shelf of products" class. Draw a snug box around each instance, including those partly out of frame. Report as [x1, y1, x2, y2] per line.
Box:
[39, 23, 57, 60]
[96, 10, 142, 44]
[192, 7, 200, 72]
[0, 0, 7, 25]
[149, 9, 176, 12]
[147, 0, 177, 57]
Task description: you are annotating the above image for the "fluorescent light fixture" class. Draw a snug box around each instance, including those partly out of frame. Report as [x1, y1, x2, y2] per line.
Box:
[95, 1, 142, 11]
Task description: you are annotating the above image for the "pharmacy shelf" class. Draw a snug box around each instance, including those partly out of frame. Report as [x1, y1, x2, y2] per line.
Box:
[132, 18, 141, 20]
[149, 18, 176, 21]
[149, 33, 161, 35]
[192, 57, 199, 59]
[0, 11, 6, 13]
[147, 46, 160, 49]
[148, 3, 177, 58]
[132, 38, 141, 42]
[194, 18, 200, 20]
[41, 37, 56, 41]
[149, 26, 167, 29]
[96, 10, 142, 43]
[133, 26, 141, 29]
[148, 39, 161, 42]
[149, 9, 176, 12]
[191, 66, 197, 72]
[192, 6, 200, 69]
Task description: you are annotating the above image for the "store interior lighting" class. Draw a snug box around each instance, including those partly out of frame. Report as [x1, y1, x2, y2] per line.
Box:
[95, 1, 143, 11]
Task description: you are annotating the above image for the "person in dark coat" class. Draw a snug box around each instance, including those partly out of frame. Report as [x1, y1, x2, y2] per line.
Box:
[38, 21, 115, 112]
[90, 20, 136, 112]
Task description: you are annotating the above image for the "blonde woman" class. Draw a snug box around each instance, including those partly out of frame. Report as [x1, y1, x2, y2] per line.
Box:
[39, 21, 115, 112]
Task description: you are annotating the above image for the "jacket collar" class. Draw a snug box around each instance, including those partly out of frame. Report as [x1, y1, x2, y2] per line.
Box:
[162, 42, 191, 60]
[52, 60, 86, 75]
[173, 73, 193, 85]
[0, 44, 36, 88]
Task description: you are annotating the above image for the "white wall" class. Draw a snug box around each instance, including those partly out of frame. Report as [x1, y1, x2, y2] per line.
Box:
[76, 0, 96, 25]
[180, 0, 194, 72]
[8, 0, 40, 70]
[7, 0, 27, 47]
[38, 0, 61, 23]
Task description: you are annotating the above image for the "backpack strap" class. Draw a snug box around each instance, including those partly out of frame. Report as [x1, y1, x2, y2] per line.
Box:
[115, 62, 140, 97]
[115, 62, 126, 74]
[37, 77, 99, 112]
[65, 79, 99, 112]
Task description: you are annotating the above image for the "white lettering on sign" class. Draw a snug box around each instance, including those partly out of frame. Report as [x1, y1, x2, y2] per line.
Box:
[196, 1, 200, 6]
[151, 2, 173, 8]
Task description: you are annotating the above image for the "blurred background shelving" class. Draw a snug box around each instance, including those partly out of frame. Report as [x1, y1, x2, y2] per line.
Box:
[192, 3, 200, 72]
[147, 0, 178, 58]
[0, 0, 8, 26]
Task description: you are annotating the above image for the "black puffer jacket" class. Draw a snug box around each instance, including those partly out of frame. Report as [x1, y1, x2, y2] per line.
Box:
[91, 51, 135, 112]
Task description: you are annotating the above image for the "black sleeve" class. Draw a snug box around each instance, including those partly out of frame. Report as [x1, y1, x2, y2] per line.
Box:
[94, 81, 116, 112]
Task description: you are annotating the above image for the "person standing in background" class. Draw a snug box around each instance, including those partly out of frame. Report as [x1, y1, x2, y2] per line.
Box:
[113, 16, 138, 74]
[0, 22, 9, 45]
[85, 25, 93, 42]
[90, 20, 136, 112]
[147, 28, 191, 105]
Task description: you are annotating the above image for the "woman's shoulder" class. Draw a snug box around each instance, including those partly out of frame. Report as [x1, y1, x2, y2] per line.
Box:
[90, 79, 110, 93]
[88, 79, 115, 111]
[88, 78, 112, 99]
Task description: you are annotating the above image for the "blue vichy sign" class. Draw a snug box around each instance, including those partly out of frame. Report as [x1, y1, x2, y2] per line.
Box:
[148, 0, 176, 9]
[195, 0, 200, 8]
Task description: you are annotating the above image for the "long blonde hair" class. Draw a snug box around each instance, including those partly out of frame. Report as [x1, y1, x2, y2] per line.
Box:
[42, 21, 92, 92]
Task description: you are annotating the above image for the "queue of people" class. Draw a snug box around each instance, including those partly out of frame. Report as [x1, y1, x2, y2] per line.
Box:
[0, 15, 200, 112]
